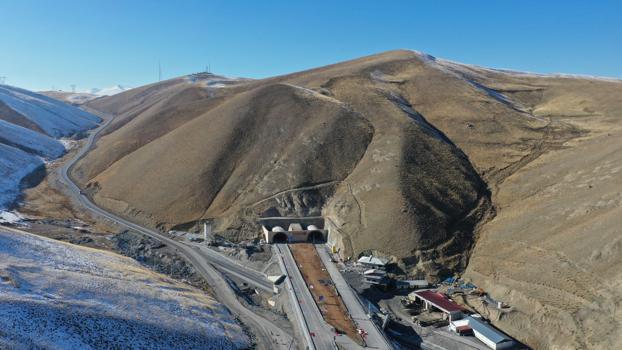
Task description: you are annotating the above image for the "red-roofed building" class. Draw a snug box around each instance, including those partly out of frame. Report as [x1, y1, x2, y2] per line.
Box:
[409, 290, 464, 321]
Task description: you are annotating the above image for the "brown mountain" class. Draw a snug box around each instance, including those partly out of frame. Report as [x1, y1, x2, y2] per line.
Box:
[75, 50, 622, 349]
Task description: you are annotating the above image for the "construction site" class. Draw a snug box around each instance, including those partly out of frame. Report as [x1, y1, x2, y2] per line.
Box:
[289, 243, 364, 345]
[253, 214, 525, 350]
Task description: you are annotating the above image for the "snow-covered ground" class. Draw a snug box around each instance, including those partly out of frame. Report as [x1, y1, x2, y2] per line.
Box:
[0, 85, 100, 138]
[0, 84, 102, 215]
[85, 84, 130, 97]
[0, 210, 24, 224]
[185, 72, 250, 89]
[0, 227, 249, 349]
[41, 85, 131, 105]
[0, 119, 65, 159]
[0, 143, 44, 209]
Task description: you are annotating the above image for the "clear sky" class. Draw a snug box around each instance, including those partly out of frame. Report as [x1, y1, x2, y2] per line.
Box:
[1, 0, 620, 91]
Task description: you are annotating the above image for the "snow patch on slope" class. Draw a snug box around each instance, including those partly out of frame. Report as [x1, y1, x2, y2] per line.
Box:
[85, 85, 131, 97]
[0, 119, 65, 159]
[0, 85, 101, 138]
[0, 84, 104, 211]
[59, 138, 78, 150]
[0, 228, 249, 350]
[429, 53, 622, 83]
[410, 53, 547, 122]
[0, 144, 44, 209]
[186, 72, 250, 89]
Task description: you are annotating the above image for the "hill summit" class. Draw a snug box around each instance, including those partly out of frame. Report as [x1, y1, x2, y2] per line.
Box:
[73, 50, 622, 349]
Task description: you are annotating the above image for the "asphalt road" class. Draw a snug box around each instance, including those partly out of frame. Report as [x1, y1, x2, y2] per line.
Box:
[315, 245, 393, 350]
[274, 244, 317, 350]
[191, 243, 274, 292]
[276, 244, 336, 349]
[58, 112, 294, 350]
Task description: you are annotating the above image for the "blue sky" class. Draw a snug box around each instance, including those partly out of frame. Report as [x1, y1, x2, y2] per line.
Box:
[1, 0, 620, 91]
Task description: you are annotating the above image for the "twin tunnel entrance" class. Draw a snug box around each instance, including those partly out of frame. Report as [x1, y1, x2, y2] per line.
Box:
[271, 230, 325, 244]
[272, 232, 288, 243]
[260, 218, 327, 244]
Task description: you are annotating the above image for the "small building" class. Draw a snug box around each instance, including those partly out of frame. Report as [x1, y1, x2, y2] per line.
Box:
[409, 290, 463, 321]
[395, 279, 430, 290]
[450, 316, 515, 350]
[363, 274, 390, 287]
[357, 255, 388, 269]
[363, 269, 386, 276]
[449, 318, 474, 336]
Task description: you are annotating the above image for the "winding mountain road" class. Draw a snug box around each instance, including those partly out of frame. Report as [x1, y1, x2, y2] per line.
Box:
[58, 112, 294, 350]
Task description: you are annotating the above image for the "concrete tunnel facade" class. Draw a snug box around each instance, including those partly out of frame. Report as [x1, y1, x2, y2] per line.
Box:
[259, 217, 327, 243]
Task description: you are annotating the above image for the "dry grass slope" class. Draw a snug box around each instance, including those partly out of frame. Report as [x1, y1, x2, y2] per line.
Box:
[75, 50, 622, 349]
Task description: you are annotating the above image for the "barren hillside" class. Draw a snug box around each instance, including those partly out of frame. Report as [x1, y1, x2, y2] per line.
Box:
[75, 50, 622, 349]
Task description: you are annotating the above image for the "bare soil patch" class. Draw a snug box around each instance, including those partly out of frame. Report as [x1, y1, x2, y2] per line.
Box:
[289, 243, 363, 344]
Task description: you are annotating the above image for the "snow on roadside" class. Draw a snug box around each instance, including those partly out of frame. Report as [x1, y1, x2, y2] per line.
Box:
[0, 228, 250, 349]
[59, 138, 78, 150]
[0, 210, 23, 224]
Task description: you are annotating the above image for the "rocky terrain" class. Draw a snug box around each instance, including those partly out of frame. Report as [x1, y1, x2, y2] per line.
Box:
[113, 230, 211, 291]
[71, 50, 622, 348]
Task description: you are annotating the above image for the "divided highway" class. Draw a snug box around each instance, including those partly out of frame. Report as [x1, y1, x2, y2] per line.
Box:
[58, 113, 293, 350]
[275, 244, 319, 350]
[190, 243, 274, 292]
[276, 244, 375, 350]
[316, 245, 393, 349]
